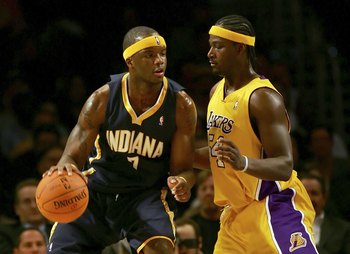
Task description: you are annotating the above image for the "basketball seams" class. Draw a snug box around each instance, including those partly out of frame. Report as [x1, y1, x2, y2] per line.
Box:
[35, 171, 89, 223]
[42, 186, 88, 209]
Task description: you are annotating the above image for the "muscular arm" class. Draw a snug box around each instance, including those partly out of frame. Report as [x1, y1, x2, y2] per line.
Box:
[169, 90, 197, 188]
[193, 147, 210, 170]
[167, 90, 198, 203]
[193, 83, 219, 170]
[247, 88, 293, 180]
[48, 85, 109, 176]
[216, 88, 293, 181]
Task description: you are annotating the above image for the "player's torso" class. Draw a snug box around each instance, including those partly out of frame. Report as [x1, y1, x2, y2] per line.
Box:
[207, 77, 291, 209]
[87, 73, 182, 193]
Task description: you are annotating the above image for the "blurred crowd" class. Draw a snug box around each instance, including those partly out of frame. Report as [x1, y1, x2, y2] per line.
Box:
[1, 0, 350, 253]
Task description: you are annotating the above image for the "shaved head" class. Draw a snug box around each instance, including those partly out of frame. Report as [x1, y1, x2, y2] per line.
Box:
[123, 26, 159, 51]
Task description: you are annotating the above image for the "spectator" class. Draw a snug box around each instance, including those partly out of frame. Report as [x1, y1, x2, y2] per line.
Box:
[304, 124, 350, 221]
[0, 178, 52, 254]
[13, 227, 46, 254]
[31, 101, 69, 143]
[10, 123, 61, 184]
[35, 144, 64, 176]
[300, 173, 350, 254]
[0, 79, 35, 159]
[175, 218, 203, 254]
[0, 153, 16, 223]
[304, 124, 350, 182]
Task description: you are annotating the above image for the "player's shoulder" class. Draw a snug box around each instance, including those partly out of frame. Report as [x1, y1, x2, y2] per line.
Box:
[84, 83, 110, 113]
[175, 90, 195, 112]
[166, 76, 185, 92]
[109, 73, 127, 85]
[209, 79, 224, 98]
[94, 72, 127, 100]
[92, 84, 110, 100]
[165, 76, 195, 112]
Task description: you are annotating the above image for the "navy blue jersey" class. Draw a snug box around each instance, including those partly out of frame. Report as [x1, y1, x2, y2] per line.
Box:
[85, 73, 184, 193]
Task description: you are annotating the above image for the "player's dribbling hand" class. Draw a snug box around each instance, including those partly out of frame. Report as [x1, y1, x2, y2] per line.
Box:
[43, 163, 88, 184]
[167, 176, 191, 202]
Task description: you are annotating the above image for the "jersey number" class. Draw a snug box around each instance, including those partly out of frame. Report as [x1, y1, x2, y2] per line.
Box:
[127, 156, 139, 170]
[209, 134, 225, 168]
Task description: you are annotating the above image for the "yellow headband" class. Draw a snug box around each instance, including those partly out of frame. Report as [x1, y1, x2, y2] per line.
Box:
[123, 35, 166, 60]
[209, 26, 255, 46]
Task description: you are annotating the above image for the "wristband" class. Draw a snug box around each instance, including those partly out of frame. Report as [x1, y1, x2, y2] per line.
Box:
[241, 155, 248, 172]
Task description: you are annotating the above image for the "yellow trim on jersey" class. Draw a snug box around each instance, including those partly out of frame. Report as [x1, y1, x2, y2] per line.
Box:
[88, 134, 101, 164]
[160, 187, 176, 237]
[137, 236, 174, 253]
[209, 26, 255, 46]
[123, 35, 166, 60]
[49, 222, 58, 242]
[121, 73, 168, 126]
[82, 167, 96, 176]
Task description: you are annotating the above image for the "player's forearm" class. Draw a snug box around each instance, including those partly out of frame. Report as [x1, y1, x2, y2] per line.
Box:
[176, 170, 196, 189]
[194, 147, 211, 170]
[243, 156, 293, 181]
[58, 127, 94, 170]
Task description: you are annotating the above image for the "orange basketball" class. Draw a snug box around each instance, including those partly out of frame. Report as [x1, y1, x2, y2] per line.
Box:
[35, 170, 89, 223]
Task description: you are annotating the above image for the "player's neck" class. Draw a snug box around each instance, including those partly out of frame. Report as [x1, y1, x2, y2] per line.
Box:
[127, 77, 163, 115]
[128, 75, 162, 96]
[225, 67, 258, 89]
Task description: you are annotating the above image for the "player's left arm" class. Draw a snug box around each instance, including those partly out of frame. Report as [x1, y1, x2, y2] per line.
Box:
[215, 88, 293, 181]
[246, 88, 293, 180]
[167, 90, 197, 202]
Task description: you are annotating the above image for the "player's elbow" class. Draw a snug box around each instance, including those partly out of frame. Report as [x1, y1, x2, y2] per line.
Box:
[281, 157, 293, 181]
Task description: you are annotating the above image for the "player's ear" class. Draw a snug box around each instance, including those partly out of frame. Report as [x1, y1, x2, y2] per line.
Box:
[236, 43, 246, 54]
[125, 57, 133, 67]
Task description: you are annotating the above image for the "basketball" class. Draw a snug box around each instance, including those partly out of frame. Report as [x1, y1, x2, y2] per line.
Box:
[35, 170, 89, 223]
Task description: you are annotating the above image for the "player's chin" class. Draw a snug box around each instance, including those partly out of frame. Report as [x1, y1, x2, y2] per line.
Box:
[211, 69, 221, 76]
[176, 195, 191, 203]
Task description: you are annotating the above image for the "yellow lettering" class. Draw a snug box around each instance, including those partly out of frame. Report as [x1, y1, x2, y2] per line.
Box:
[128, 131, 134, 153]
[152, 142, 163, 158]
[118, 130, 130, 152]
[107, 130, 119, 152]
[131, 132, 143, 154]
[142, 136, 156, 157]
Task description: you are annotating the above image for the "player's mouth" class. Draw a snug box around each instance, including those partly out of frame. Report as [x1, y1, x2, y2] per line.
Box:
[154, 69, 164, 77]
[209, 60, 217, 67]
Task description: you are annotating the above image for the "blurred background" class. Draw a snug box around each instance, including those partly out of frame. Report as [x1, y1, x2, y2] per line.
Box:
[1, 0, 350, 221]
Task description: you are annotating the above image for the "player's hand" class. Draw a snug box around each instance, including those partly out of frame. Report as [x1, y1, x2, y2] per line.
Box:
[43, 163, 88, 184]
[167, 176, 191, 202]
[214, 137, 246, 171]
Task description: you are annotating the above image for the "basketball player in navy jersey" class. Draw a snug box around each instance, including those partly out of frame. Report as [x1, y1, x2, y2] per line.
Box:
[44, 26, 197, 254]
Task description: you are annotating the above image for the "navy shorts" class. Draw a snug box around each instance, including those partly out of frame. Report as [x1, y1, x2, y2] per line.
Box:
[48, 187, 176, 254]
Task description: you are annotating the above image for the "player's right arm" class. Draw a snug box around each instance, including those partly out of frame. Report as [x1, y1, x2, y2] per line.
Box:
[45, 84, 110, 178]
[193, 82, 220, 171]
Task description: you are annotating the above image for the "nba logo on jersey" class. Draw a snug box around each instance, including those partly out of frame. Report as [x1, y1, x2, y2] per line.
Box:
[289, 232, 307, 252]
[233, 101, 239, 110]
[155, 36, 160, 45]
[159, 116, 164, 126]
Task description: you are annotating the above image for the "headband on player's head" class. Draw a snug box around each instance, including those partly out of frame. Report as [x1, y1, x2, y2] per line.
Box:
[123, 35, 166, 60]
[209, 26, 255, 46]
